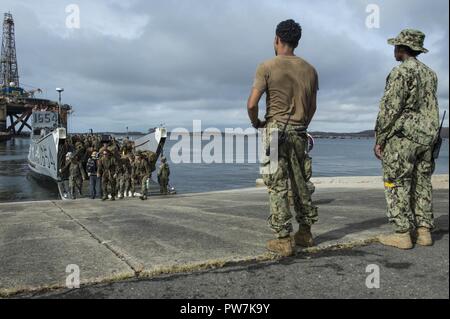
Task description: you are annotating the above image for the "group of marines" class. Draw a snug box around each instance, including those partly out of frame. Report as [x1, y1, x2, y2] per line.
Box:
[59, 134, 170, 201]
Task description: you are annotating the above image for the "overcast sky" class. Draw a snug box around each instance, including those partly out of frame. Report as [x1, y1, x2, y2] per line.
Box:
[1, 0, 449, 132]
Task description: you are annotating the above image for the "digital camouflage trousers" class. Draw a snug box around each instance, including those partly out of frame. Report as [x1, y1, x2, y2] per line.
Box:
[382, 136, 435, 233]
[132, 175, 149, 196]
[159, 177, 169, 195]
[101, 172, 116, 199]
[261, 122, 319, 239]
[119, 173, 132, 196]
[69, 175, 83, 199]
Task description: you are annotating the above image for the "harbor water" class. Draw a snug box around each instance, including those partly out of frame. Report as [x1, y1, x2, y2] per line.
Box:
[0, 136, 448, 203]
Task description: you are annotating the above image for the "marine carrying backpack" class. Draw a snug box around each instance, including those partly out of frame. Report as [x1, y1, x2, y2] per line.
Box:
[142, 151, 157, 172]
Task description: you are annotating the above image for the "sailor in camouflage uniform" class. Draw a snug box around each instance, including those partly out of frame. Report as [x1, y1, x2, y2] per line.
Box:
[157, 156, 170, 195]
[132, 152, 151, 200]
[108, 139, 121, 161]
[374, 29, 440, 249]
[247, 20, 319, 256]
[60, 152, 87, 200]
[97, 149, 119, 201]
[118, 155, 133, 199]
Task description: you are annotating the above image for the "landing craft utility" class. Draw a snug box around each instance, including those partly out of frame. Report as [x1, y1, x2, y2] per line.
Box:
[0, 12, 172, 200]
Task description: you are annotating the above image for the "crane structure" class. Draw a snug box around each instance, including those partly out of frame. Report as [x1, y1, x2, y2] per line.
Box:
[0, 12, 67, 139]
[0, 12, 19, 88]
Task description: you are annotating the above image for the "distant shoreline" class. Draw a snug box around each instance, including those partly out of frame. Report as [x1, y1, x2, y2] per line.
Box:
[10, 127, 449, 140]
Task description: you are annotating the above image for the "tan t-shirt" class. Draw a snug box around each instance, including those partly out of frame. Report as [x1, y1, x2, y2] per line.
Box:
[253, 55, 318, 126]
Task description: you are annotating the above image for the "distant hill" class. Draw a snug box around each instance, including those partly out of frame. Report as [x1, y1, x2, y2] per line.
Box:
[310, 130, 375, 139]
[103, 132, 146, 136]
[311, 128, 449, 139]
[73, 128, 448, 139]
[73, 131, 146, 136]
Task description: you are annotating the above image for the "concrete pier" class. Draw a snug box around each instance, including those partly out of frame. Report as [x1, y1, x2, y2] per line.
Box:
[0, 175, 448, 297]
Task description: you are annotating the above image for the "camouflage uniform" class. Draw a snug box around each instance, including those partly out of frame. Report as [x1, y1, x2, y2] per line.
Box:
[108, 143, 121, 161]
[130, 157, 137, 196]
[97, 154, 119, 200]
[74, 141, 86, 165]
[375, 29, 440, 233]
[120, 138, 134, 156]
[132, 155, 150, 197]
[61, 157, 87, 199]
[99, 144, 109, 157]
[262, 122, 318, 238]
[93, 136, 101, 151]
[157, 159, 170, 195]
[288, 152, 314, 205]
[142, 151, 157, 173]
[118, 156, 133, 198]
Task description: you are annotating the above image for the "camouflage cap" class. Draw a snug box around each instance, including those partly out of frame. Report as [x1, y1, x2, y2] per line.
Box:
[388, 29, 428, 53]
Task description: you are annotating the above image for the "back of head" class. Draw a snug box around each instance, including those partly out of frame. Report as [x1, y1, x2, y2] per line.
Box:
[276, 19, 302, 49]
[396, 44, 422, 58]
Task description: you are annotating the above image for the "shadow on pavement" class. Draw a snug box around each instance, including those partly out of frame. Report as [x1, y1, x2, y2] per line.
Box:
[314, 217, 387, 245]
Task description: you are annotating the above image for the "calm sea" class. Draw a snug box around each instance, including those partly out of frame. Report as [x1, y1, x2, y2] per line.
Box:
[0, 136, 448, 202]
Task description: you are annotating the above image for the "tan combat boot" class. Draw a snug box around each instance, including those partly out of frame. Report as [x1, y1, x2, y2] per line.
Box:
[378, 232, 413, 250]
[415, 227, 433, 246]
[294, 225, 314, 247]
[266, 237, 295, 257]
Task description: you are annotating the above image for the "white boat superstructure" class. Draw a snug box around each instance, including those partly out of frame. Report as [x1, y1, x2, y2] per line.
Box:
[28, 111, 66, 182]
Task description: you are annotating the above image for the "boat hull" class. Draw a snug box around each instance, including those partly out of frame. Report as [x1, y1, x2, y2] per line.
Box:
[28, 128, 66, 182]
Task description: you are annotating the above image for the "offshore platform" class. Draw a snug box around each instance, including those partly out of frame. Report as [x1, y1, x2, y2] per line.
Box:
[0, 12, 70, 142]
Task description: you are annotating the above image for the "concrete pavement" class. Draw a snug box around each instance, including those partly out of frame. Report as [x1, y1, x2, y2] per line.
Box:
[0, 175, 448, 298]
[32, 233, 449, 299]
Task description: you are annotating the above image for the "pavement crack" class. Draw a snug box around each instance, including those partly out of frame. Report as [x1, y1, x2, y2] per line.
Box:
[51, 201, 142, 276]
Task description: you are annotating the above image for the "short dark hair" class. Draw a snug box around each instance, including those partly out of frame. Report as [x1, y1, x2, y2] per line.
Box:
[276, 19, 302, 49]
[397, 45, 421, 57]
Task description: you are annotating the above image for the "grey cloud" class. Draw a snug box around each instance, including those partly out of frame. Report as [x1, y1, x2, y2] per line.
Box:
[1, 0, 448, 132]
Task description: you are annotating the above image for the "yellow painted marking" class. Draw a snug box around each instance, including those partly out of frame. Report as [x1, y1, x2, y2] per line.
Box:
[384, 182, 396, 189]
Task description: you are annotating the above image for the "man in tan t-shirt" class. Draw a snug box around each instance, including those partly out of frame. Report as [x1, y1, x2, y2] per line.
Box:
[247, 19, 319, 257]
